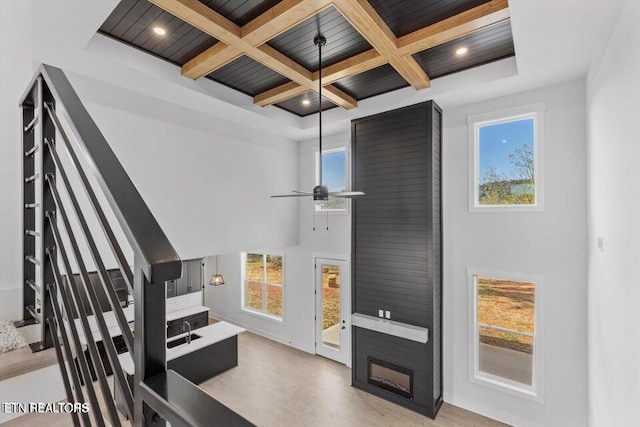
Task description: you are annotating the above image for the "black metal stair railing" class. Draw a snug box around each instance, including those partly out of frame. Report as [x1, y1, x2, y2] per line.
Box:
[15, 64, 251, 426]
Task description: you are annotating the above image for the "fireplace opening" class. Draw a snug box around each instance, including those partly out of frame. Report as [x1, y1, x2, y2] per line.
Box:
[367, 357, 413, 400]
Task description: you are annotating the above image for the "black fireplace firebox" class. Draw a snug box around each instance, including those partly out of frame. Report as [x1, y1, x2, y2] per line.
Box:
[367, 357, 414, 400]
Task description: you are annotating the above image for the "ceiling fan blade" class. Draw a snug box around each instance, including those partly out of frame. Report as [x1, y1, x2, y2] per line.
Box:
[329, 191, 365, 198]
[271, 193, 312, 198]
[292, 190, 314, 195]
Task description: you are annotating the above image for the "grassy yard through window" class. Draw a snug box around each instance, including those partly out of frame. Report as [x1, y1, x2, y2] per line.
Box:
[245, 255, 283, 317]
[478, 277, 535, 354]
[321, 266, 340, 330]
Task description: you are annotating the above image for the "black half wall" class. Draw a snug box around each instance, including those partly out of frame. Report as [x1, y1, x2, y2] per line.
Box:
[351, 101, 443, 418]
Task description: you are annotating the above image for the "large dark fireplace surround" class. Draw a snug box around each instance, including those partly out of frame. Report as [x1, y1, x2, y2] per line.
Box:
[351, 101, 443, 418]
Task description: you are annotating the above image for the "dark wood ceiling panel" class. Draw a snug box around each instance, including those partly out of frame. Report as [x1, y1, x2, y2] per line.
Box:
[100, 0, 141, 34]
[200, 0, 282, 27]
[267, 6, 372, 71]
[368, 0, 491, 38]
[99, 0, 515, 116]
[208, 56, 290, 96]
[99, 0, 218, 66]
[275, 93, 338, 117]
[333, 64, 409, 101]
[106, 0, 155, 39]
[413, 20, 514, 79]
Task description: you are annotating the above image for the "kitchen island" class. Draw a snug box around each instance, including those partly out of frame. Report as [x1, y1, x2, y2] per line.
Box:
[115, 321, 245, 417]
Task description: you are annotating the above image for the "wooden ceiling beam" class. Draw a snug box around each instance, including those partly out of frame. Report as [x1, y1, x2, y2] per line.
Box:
[182, 0, 333, 79]
[255, 49, 385, 106]
[332, 0, 431, 90]
[242, 0, 333, 46]
[252, 0, 510, 108]
[182, 42, 242, 79]
[149, 0, 356, 109]
[397, 0, 510, 56]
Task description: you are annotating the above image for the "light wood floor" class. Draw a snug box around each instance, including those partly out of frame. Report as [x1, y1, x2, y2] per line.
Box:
[2, 325, 506, 427]
[0, 324, 58, 382]
[199, 331, 506, 427]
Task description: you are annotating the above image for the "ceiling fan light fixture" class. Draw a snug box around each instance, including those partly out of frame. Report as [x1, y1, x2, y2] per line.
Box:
[270, 35, 364, 208]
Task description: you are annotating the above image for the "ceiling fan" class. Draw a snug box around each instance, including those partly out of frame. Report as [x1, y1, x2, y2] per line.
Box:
[271, 35, 365, 203]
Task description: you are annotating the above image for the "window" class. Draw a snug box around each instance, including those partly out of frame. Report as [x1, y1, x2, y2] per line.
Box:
[468, 103, 545, 212]
[315, 147, 347, 212]
[242, 253, 283, 321]
[468, 269, 544, 401]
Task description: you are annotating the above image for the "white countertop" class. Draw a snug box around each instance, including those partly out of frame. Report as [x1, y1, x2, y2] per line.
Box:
[118, 321, 245, 375]
[351, 313, 429, 343]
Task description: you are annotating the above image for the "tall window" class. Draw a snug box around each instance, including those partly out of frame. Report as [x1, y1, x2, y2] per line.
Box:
[468, 270, 543, 401]
[316, 147, 347, 212]
[243, 253, 284, 320]
[468, 103, 545, 212]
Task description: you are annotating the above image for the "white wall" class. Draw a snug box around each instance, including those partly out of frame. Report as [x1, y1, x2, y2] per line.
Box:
[204, 132, 352, 354]
[442, 79, 587, 426]
[75, 78, 299, 259]
[586, 3, 640, 425]
[0, 0, 34, 319]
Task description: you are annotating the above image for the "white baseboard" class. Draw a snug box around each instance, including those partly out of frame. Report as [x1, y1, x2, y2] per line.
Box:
[444, 392, 545, 427]
[209, 312, 315, 355]
[0, 286, 22, 320]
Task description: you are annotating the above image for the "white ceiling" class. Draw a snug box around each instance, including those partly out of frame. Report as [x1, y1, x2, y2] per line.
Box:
[29, 0, 625, 140]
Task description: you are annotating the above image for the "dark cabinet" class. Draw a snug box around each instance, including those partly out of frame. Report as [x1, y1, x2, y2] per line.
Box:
[167, 258, 203, 298]
[166, 310, 209, 338]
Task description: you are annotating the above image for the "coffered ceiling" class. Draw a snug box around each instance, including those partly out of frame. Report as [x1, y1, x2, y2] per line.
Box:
[99, 0, 514, 116]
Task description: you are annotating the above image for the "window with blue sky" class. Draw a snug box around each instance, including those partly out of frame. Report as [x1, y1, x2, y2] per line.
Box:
[477, 116, 536, 206]
[317, 148, 346, 211]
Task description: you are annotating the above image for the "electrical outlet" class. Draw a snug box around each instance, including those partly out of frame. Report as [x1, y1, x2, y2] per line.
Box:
[597, 236, 604, 253]
[378, 309, 384, 318]
[385, 310, 391, 319]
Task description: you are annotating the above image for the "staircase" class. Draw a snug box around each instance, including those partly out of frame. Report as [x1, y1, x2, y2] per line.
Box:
[13, 64, 251, 426]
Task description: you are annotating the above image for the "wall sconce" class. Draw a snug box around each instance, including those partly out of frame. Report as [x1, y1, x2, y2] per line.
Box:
[209, 255, 225, 286]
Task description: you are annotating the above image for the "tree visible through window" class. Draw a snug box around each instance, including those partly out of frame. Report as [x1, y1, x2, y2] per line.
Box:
[477, 116, 537, 206]
[243, 253, 283, 319]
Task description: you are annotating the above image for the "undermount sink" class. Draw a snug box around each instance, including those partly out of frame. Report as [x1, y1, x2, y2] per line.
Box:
[167, 333, 202, 349]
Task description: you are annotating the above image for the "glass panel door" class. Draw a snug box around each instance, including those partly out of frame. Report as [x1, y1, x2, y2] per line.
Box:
[315, 258, 348, 364]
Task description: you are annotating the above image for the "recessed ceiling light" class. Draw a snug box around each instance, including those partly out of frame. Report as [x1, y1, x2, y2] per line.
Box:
[153, 26, 167, 36]
[455, 47, 468, 56]
[302, 99, 311, 106]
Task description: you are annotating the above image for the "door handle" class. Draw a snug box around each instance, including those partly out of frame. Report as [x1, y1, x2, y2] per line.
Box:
[341, 326, 346, 330]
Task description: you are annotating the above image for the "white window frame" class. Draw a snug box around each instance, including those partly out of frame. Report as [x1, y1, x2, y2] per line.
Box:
[467, 268, 545, 403]
[241, 252, 285, 323]
[314, 145, 350, 214]
[468, 102, 545, 212]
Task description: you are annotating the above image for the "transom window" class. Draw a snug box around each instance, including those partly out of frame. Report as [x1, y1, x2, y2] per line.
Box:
[315, 147, 347, 212]
[468, 270, 544, 401]
[242, 253, 283, 320]
[468, 103, 545, 212]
